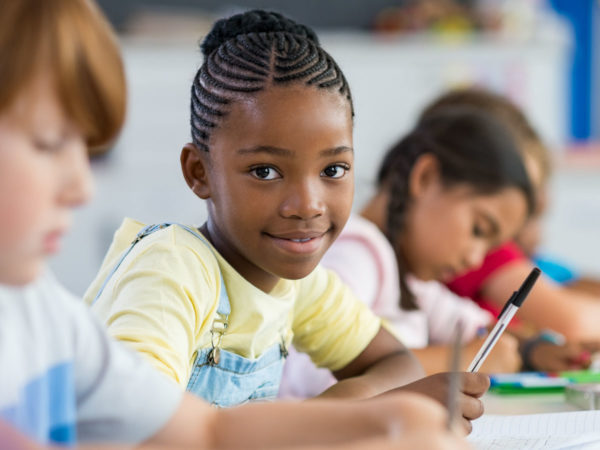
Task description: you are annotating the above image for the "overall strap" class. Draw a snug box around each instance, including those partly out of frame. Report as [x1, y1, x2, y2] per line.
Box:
[91, 223, 231, 318]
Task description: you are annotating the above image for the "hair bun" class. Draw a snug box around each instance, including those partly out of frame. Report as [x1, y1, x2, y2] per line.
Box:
[201, 9, 319, 57]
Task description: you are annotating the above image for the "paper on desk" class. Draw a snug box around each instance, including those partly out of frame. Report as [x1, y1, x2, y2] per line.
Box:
[468, 410, 600, 449]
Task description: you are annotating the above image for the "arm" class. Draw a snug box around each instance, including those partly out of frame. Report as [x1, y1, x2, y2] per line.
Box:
[481, 260, 600, 340]
[412, 333, 521, 375]
[316, 326, 424, 399]
[89, 240, 219, 387]
[147, 390, 459, 448]
[566, 277, 600, 297]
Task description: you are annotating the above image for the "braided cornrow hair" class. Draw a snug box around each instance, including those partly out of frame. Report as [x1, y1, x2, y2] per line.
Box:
[191, 10, 353, 151]
[377, 107, 536, 310]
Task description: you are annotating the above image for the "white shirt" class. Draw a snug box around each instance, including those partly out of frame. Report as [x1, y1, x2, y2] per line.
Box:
[0, 272, 182, 445]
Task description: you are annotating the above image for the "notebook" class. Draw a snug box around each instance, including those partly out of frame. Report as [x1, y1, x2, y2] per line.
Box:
[468, 410, 600, 449]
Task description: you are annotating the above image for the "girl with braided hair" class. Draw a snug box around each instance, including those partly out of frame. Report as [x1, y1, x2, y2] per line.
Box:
[85, 9, 487, 432]
[0, 2, 468, 448]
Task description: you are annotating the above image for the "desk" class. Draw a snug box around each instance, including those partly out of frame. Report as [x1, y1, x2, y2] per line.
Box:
[483, 391, 581, 415]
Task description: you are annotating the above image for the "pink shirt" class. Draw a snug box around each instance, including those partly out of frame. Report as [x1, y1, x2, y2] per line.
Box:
[278, 216, 492, 399]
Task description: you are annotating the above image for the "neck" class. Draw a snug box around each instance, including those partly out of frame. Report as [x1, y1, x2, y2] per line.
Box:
[200, 220, 280, 293]
[359, 188, 390, 234]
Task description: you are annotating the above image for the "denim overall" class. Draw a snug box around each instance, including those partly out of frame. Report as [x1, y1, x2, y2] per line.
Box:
[92, 223, 287, 407]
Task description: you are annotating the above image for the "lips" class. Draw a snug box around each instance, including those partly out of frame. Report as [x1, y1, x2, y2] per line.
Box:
[439, 267, 458, 282]
[42, 230, 65, 254]
[265, 229, 329, 255]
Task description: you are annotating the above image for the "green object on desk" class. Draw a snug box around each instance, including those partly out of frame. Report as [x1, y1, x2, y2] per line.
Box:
[489, 370, 600, 394]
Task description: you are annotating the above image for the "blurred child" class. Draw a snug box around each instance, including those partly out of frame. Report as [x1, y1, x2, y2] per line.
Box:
[279, 107, 532, 398]
[84, 8, 488, 428]
[422, 88, 600, 360]
[0, 1, 468, 448]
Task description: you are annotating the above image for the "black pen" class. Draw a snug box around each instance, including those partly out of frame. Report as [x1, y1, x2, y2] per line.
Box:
[467, 267, 541, 372]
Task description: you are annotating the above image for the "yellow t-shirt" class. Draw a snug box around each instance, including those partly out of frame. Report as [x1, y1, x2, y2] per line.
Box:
[84, 219, 381, 388]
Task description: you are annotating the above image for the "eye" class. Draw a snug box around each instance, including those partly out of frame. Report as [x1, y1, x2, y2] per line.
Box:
[250, 166, 281, 180]
[473, 223, 493, 238]
[34, 137, 65, 153]
[321, 164, 349, 179]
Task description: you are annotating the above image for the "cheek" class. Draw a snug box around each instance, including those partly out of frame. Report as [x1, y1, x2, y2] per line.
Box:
[330, 180, 354, 222]
[0, 174, 48, 249]
[0, 183, 48, 287]
[416, 208, 467, 261]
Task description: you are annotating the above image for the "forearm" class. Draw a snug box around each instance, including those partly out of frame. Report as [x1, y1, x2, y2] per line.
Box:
[566, 278, 600, 298]
[412, 346, 453, 375]
[212, 400, 389, 449]
[317, 349, 424, 400]
[521, 293, 600, 340]
[482, 262, 600, 340]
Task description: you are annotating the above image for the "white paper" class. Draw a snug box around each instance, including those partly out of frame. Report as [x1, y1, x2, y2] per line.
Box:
[468, 411, 600, 450]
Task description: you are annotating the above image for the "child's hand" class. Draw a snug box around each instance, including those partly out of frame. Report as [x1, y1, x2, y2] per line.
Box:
[529, 341, 600, 372]
[393, 372, 489, 435]
[465, 333, 521, 373]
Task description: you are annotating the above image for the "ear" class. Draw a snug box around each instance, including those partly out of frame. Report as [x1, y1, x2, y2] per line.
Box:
[408, 153, 441, 200]
[181, 143, 211, 199]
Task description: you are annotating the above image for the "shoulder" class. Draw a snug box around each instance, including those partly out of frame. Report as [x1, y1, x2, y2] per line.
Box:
[320, 216, 399, 308]
[85, 221, 221, 305]
[323, 215, 396, 271]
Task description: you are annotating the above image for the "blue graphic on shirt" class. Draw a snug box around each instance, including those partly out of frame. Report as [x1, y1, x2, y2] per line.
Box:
[1, 361, 76, 445]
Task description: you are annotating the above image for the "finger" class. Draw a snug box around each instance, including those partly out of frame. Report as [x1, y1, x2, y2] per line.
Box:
[582, 342, 600, 352]
[460, 416, 473, 435]
[461, 373, 490, 397]
[459, 394, 484, 421]
[570, 350, 592, 367]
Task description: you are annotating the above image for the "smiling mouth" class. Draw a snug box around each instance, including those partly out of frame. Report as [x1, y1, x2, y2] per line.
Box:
[265, 230, 329, 255]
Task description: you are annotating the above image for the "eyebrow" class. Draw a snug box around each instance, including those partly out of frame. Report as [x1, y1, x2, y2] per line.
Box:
[236, 145, 353, 157]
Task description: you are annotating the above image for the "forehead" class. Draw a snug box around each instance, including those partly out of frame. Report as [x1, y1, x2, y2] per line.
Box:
[209, 85, 353, 152]
[1, 76, 65, 129]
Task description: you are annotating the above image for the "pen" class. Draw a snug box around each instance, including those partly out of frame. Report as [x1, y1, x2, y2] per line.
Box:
[467, 267, 541, 372]
[447, 320, 463, 432]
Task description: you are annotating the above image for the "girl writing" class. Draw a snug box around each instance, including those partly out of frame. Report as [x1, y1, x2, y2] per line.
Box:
[424, 88, 600, 369]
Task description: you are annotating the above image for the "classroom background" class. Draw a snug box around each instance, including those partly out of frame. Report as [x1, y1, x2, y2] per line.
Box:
[51, 0, 600, 295]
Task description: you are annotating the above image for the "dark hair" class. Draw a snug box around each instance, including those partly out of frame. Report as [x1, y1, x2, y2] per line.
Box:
[420, 87, 552, 183]
[191, 9, 353, 151]
[378, 107, 535, 309]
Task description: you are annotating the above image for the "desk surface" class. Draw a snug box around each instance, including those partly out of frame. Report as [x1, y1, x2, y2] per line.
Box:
[483, 391, 581, 415]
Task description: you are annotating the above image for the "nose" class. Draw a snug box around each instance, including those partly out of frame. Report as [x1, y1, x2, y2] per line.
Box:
[279, 179, 326, 220]
[58, 141, 94, 207]
[462, 241, 488, 272]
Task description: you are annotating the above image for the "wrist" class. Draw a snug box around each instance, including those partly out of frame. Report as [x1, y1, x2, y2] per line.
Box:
[520, 330, 565, 371]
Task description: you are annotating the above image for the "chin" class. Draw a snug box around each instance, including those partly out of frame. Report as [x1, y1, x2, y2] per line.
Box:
[274, 261, 320, 281]
[0, 262, 43, 286]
